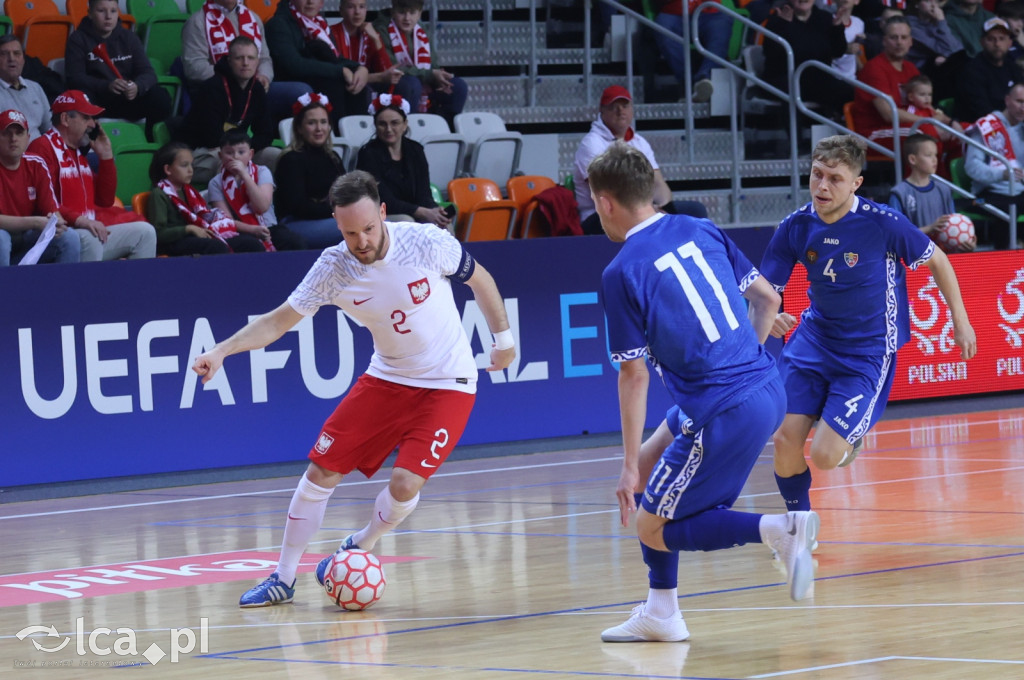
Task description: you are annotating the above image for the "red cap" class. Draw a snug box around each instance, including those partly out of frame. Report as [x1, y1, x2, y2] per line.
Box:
[52, 90, 105, 116]
[0, 109, 28, 130]
[600, 85, 632, 107]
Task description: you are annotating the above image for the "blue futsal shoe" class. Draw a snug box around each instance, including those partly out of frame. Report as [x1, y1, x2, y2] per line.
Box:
[315, 534, 362, 587]
[239, 572, 295, 608]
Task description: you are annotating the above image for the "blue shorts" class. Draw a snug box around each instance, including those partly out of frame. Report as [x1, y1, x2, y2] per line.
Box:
[779, 329, 896, 444]
[642, 378, 786, 520]
[664, 406, 693, 438]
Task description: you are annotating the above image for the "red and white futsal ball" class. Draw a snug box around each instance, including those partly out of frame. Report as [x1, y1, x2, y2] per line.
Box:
[935, 213, 975, 252]
[323, 549, 386, 611]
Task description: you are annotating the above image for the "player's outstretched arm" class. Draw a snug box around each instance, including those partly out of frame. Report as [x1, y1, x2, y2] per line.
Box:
[743, 275, 783, 344]
[192, 301, 306, 384]
[924, 248, 977, 360]
[465, 263, 516, 372]
[616, 358, 649, 527]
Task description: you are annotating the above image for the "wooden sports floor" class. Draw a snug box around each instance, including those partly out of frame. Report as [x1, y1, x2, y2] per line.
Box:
[2, 405, 1023, 679]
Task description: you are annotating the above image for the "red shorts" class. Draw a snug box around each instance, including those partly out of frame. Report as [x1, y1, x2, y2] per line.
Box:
[307, 374, 476, 480]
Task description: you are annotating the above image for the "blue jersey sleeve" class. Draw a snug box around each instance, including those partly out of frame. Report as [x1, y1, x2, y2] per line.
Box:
[758, 210, 805, 292]
[886, 209, 936, 269]
[601, 264, 648, 362]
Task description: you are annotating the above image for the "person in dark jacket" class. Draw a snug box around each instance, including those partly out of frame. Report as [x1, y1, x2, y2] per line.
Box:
[356, 93, 451, 230]
[178, 37, 280, 185]
[273, 93, 345, 248]
[763, 0, 852, 120]
[955, 17, 1024, 123]
[64, 0, 171, 138]
[265, 0, 370, 124]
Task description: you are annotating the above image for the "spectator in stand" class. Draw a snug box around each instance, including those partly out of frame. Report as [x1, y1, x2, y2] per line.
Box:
[0, 109, 80, 266]
[265, 0, 369, 124]
[651, 0, 733, 103]
[573, 86, 707, 236]
[907, 0, 966, 100]
[65, 0, 171, 140]
[274, 93, 346, 249]
[904, 74, 963, 172]
[763, 0, 852, 121]
[945, 0, 996, 58]
[330, 0, 404, 95]
[862, 5, 904, 62]
[148, 141, 274, 255]
[955, 17, 1023, 122]
[998, 0, 1024, 69]
[0, 36, 52, 140]
[182, 0, 311, 122]
[177, 37, 280, 186]
[28, 91, 156, 263]
[373, 0, 467, 126]
[833, 0, 867, 82]
[852, 16, 954, 149]
[963, 82, 1024, 249]
[356, 93, 452, 229]
[208, 129, 306, 251]
[889, 132, 975, 250]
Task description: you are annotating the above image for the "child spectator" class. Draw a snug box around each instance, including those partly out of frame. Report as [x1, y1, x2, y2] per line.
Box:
[904, 74, 963, 174]
[374, 0, 467, 125]
[329, 0, 404, 93]
[147, 141, 270, 256]
[207, 129, 306, 251]
[889, 132, 976, 250]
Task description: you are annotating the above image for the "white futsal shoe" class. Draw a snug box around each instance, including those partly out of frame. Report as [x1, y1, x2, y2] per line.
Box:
[761, 511, 819, 601]
[601, 604, 690, 642]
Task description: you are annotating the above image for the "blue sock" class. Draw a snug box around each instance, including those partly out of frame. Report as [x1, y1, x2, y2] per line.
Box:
[775, 468, 812, 511]
[661, 509, 763, 551]
[634, 493, 680, 589]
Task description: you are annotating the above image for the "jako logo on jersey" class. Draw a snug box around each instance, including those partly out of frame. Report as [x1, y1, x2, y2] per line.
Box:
[408, 278, 430, 304]
[823, 237, 839, 245]
[844, 252, 859, 267]
[315, 432, 334, 454]
[806, 250, 818, 263]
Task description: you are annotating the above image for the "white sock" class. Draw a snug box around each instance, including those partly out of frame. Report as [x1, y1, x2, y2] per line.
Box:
[276, 473, 334, 583]
[351, 487, 420, 551]
[645, 588, 679, 620]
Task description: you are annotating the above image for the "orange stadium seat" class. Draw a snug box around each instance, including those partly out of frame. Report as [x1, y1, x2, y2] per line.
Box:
[447, 178, 518, 242]
[131, 191, 150, 216]
[506, 175, 555, 238]
[21, 15, 74, 65]
[3, 0, 60, 37]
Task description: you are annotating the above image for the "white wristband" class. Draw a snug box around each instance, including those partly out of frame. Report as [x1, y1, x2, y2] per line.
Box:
[492, 329, 514, 350]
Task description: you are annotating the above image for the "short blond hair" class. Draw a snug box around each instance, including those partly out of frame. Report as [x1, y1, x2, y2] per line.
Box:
[812, 135, 866, 176]
[586, 142, 655, 209]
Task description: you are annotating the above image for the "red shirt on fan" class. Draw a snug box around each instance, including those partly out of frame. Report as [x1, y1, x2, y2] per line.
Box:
[27, 131, 138, 226]
[328, 23, 392, 73]
[852, 54, 920, 141]
[0, 154, 60, 218]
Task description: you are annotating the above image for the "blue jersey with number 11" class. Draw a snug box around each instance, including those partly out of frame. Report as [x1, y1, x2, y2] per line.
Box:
[602, 213, 778, 427]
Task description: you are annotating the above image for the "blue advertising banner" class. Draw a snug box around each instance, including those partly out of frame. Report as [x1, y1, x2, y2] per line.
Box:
[2, 235, 682, 487]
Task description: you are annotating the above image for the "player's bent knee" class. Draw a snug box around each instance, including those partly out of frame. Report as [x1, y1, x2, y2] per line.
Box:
[389, 468, 427, 501]
[306, 462, 343, 488]
[635, 511, 668, 551]
[809, 444, 842, 471]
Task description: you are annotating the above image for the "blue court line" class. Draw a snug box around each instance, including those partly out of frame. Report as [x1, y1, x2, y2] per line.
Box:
[199, 549, 1024, 668]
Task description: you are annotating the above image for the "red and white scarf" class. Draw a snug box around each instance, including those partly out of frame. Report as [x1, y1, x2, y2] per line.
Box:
[42, 128, 95, 220]
[387, 19, 430, 68]
[338, 24, 370, 65]
[289, 2, 340, 58]
[975, 113, 1019, 171]
[204, 1, 263, 63]
[219, 162, 275, 251]
[157, 179, 238, 244]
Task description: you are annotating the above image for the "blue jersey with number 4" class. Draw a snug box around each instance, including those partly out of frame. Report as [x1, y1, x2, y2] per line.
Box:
[602, 213, 778, 426]
[759, 196, 934, 356]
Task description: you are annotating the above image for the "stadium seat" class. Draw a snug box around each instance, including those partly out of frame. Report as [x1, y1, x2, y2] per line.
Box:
[246, 0, 277, 24]
[0, 16, 12, 36]
[507, 175, 556, 238]
[21, 15, 74, 65]
[142, 15, 186, 74]
[406, 113, 450, 142]
[131, 191, 150, 217]
[446, 177, 518, 242]
[65, 0, 88, 25]
[185, 0, 204, 13]
[453, 111, 522, 190]
[3, 0, 60, 37]
[125, 0, 182, 27]
[842, 101, 890, 163]
[100, 119, 148, 153]
[421, 135, 467, 199]
[47, 57, 63, 78]
[151, 120, 171, 146]
[948, 157, 994, 226]
[114, 144, 158, 205]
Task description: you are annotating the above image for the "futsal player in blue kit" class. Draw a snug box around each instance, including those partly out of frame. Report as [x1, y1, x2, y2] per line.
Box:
[592, 142, 820, 643]
[761, 135, 976, 512]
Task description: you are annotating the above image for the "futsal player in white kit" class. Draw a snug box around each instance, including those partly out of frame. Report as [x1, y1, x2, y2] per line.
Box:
[192, 170, 516, 607]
